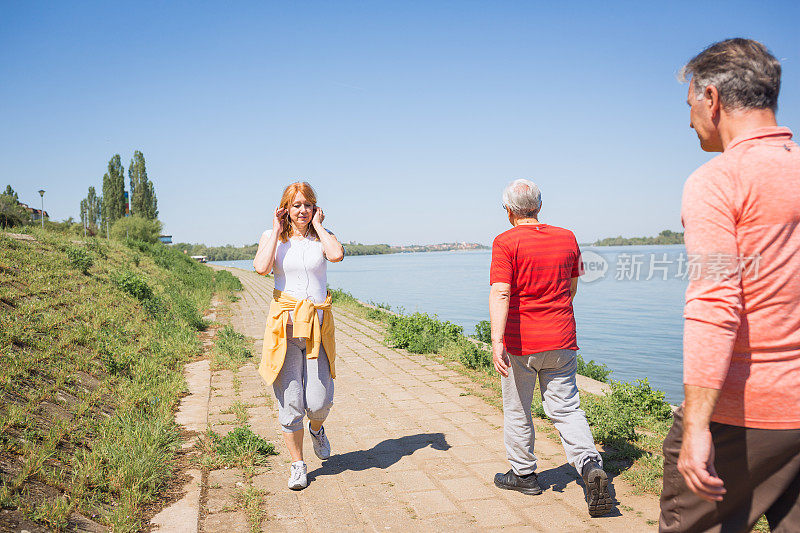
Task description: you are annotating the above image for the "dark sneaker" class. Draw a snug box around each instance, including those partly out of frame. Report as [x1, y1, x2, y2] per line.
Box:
[581, 461, 612, 517]
[494, 469, 543, 495]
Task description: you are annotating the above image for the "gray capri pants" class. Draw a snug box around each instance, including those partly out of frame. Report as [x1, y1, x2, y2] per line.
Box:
[272, 324, 334, 433]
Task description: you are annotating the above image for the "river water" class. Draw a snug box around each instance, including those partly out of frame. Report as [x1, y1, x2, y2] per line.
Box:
[214, 244, 688, 403]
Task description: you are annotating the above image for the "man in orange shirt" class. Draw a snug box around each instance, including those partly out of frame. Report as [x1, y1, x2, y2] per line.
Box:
[659, 39, 800, 532]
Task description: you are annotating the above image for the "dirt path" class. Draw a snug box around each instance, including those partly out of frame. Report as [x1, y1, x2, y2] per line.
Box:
[199, 266, 660, 532]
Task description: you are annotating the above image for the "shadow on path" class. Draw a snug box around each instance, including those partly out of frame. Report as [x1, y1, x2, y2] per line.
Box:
[308, 433, 450, 479]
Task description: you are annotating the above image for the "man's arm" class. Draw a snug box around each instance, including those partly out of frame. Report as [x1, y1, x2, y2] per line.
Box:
[570, 277, 578, 302]
[489, 282, 511, 377]
[678, 385, 726, 501]
[679, 168, 742, 501]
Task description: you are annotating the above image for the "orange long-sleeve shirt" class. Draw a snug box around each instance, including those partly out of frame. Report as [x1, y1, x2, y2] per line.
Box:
[682, 126, 800, 429]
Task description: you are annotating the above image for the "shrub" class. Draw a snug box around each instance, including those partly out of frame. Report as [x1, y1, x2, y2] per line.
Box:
[473, 320, 491, 344]
[66, 246, 93, 274]
[386, 312, 462, 354]
[448, 339, 492, 371]
[577, 353, 611, 383]
[110, 216, 162, 244]
[583, 394, 640, 442]
[111, 270, 153, 302]
[208, 426, 277, 467]
[582, 379, 672, 443]
[330, 287, 359, 305]
[85, 238, 107, 258]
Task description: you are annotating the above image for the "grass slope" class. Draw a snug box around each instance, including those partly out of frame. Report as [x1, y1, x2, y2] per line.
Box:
[0, 228, 240, 532]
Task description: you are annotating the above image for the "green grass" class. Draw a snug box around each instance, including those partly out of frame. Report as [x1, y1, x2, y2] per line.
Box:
[0, 228, 243, 531]
[212, 325, 253, 370]
[205, 426, 277, 469]
[237, 485, 267, 532]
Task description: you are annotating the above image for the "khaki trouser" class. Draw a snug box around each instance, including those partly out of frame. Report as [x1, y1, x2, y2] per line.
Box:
[660, 408, 800, 532]
[502, 349, 601, 476]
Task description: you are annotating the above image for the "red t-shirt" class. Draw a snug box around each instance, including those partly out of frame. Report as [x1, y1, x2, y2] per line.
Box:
[490, 224, 581, 356]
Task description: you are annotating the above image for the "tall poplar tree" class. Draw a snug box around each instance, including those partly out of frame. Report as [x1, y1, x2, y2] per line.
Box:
[128, 150, 158, 219]
[101, 154, 125, 227]
[79, 186, 101, 227]
[3, 185, 19, 202]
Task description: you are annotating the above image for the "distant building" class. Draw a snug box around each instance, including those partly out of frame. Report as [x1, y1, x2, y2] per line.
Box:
[159, 234, 173, 244]
[18, 203, 49, 221]
[190, 255, 208, 263]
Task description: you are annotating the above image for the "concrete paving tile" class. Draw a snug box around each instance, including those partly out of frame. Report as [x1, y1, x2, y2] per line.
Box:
[439, 476, 497, 502]
[202, 510, 249, 532]
[390, 469, 437, 493]
[403, 490, 459, 518]
[460, 497, 525, 528]
[205, 486, 238, 514]
[449, 443, 495, 465]
[263, 517, 309, 532]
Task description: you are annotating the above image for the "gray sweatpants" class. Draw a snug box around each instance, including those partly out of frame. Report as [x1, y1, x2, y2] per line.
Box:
[502, 348, 601, 476]
[272, 325, 334, 433]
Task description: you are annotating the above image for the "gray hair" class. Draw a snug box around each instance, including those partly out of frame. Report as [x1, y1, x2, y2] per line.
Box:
[502, 179, 541, 218]
[679, 38, 781, 111]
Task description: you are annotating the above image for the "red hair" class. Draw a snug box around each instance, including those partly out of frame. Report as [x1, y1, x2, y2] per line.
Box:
[278, 182, 319, 243]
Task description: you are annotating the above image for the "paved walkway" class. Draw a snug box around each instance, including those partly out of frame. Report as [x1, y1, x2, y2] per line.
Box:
[202, 266, 660, 532]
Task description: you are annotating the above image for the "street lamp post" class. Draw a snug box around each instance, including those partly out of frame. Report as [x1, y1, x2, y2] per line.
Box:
[38, 189, 45, 229]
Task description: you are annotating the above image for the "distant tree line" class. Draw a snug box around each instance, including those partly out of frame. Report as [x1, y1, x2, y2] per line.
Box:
[593, 229, 684, 246]
[343, 243, 397, 256]
[173, 241, 491, 261]
[174, 243, 259, 261]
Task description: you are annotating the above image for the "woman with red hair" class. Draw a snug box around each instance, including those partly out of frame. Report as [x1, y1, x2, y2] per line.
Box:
[253, 181, 344, 490]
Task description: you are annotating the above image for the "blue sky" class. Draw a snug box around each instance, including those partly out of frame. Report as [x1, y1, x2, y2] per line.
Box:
[2, 1, 798, 246]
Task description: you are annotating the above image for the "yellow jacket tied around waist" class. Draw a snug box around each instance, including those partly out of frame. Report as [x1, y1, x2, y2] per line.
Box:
[259, 289, 336, 385]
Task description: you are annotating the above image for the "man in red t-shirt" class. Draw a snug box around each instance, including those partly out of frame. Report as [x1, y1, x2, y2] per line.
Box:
[489, 179, 611, 517]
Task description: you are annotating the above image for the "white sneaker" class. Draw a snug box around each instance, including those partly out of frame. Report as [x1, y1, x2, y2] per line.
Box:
[309, 424, 331, 460]
[288, 461, 307, 490]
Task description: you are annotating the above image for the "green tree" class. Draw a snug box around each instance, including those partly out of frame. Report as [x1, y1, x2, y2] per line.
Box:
[3, 185, 19, 203]
[80, 186, 102, 228]
[101, 155, 126, 228]
[0, 192, 28, 228]
[110, 215, 163, 243]
[128, 151, 158, 220]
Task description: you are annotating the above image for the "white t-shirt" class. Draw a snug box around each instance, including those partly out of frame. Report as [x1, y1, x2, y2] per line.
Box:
[266, 230, 327, 324]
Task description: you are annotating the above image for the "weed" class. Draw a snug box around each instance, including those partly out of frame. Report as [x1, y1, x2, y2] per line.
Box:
[583, 380, 671, 444]
[213, 326, 252, 370]
[85, 237, 107, 258]
[66, 246, 93, 274]
[237, 485, 267, 533]
[440, 338, 492, 371]
[207, 426, 277, 468]
[111, 270, 154, 301]
[230, 400, 250, 426]
[386, 312, 462, 353]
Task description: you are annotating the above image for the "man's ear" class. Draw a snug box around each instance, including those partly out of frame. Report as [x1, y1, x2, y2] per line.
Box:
[705, 85, 721, 119]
